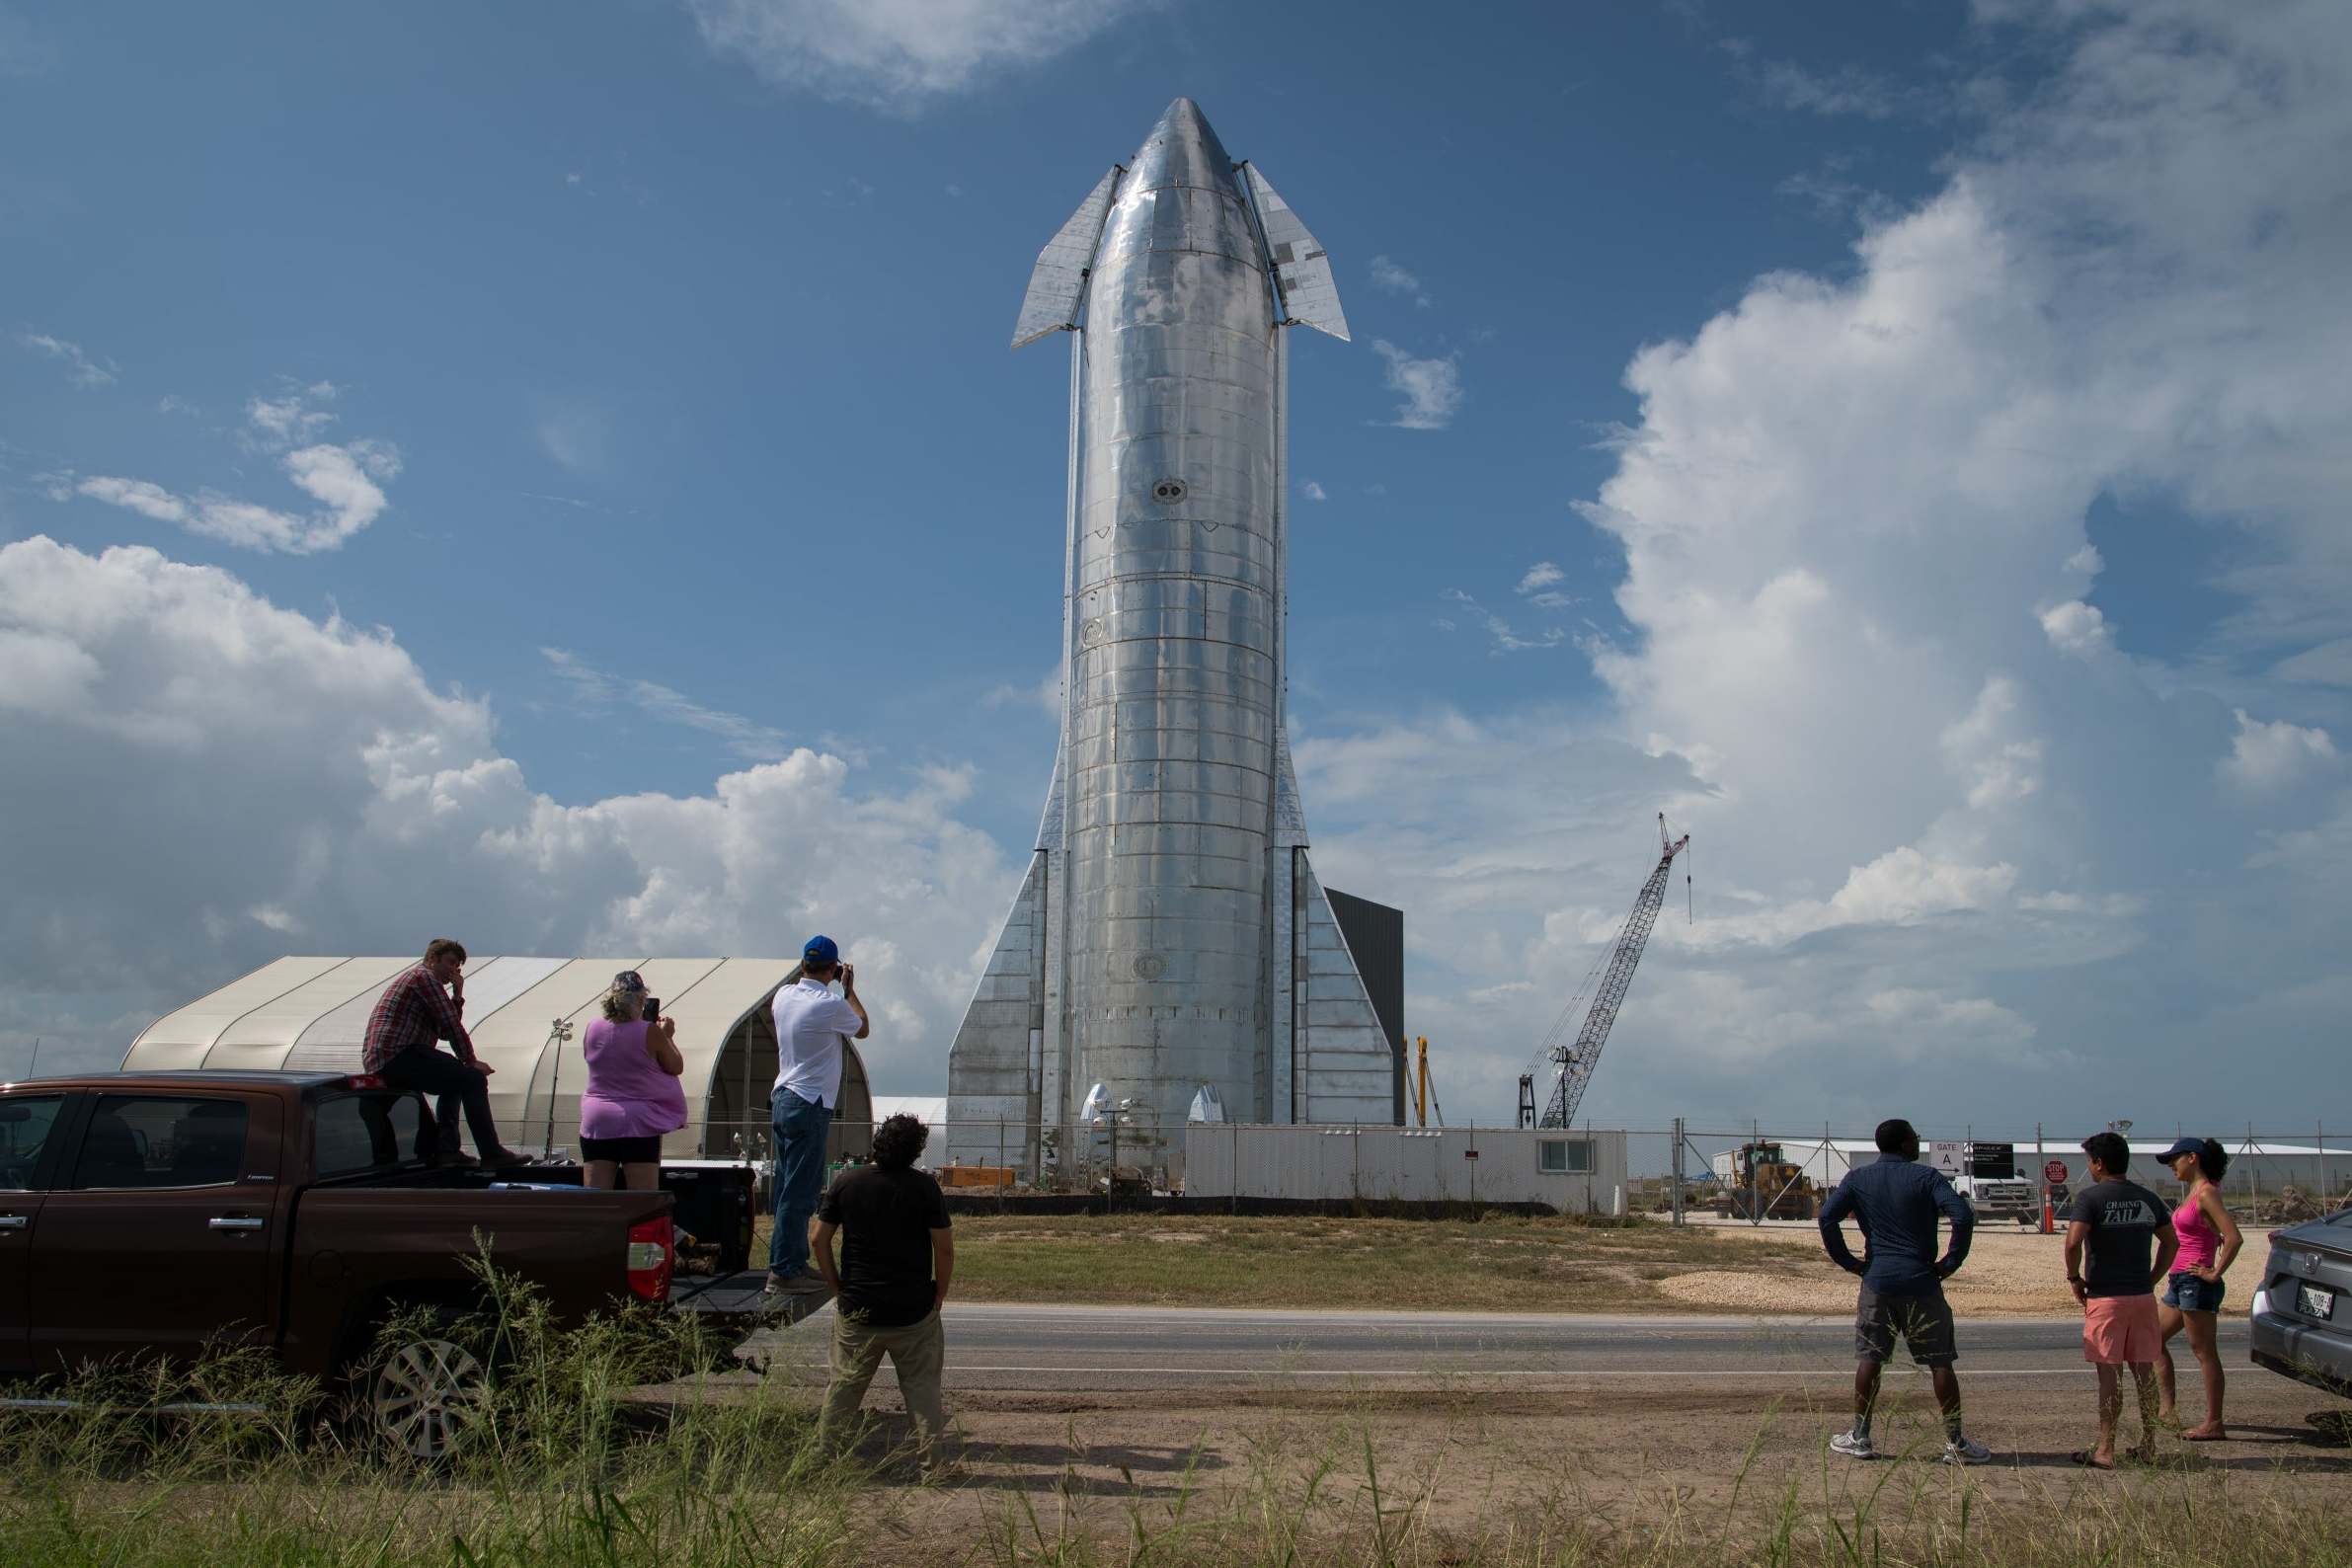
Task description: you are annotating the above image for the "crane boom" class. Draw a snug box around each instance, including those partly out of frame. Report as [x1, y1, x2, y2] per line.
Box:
[1537, 816, 1689, 1128]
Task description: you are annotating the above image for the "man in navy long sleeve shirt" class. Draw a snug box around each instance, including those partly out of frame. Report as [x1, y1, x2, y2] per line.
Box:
[1815, 1118, 1990, 1463]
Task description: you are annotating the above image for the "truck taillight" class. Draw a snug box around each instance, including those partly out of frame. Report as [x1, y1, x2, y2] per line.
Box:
[625, 1217, 672, 1302]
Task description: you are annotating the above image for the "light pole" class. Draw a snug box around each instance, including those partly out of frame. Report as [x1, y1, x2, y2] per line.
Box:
[541, 1017, 576, 1158]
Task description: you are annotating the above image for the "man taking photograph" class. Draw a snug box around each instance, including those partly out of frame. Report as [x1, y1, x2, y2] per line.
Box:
[766, 934, 870, 1294]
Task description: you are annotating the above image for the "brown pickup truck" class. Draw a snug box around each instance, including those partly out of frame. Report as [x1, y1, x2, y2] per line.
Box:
[0, 1069, 774, 1455]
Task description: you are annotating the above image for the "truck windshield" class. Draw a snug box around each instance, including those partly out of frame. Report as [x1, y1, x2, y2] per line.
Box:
[314, 1091, 429, 1178]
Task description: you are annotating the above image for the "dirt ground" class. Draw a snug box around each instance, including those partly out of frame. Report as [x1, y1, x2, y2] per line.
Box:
[1644, 1216, 2285, 1314]
[832, 1373, 2350, 1561]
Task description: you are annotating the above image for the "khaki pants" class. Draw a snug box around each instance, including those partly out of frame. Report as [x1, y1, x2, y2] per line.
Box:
[819, 1307, 949, 1458]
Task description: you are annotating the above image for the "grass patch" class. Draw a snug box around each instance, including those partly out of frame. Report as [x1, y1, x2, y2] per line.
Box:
[757, 1211, 1809, 1311]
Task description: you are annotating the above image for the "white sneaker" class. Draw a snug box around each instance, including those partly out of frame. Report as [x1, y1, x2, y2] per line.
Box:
[1831, 1429, 1875, 1460]
[1941, 1436, 1993, 1465]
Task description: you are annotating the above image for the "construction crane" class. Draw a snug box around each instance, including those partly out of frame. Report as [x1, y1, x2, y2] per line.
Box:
[1528, 814, 1690, 1129]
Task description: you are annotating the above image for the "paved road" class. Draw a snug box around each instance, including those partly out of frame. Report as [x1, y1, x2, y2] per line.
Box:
[751, 1304, 2250, 1393]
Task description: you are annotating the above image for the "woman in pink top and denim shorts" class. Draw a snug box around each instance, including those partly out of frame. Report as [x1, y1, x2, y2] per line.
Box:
[2156, 1136, 2242, 1441]
[580, 970, 687, 1192]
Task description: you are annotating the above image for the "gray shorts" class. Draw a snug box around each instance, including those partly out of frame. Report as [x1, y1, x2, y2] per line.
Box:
[1855, 1284, 1957, 1367]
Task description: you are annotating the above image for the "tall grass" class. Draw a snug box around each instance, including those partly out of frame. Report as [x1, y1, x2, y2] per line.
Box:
[3, 1273, 2348, 1567]
[0, 1268, 863, 1568]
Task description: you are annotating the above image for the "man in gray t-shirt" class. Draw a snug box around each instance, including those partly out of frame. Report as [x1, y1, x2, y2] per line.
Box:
[2063, 1132, 2178, 1468]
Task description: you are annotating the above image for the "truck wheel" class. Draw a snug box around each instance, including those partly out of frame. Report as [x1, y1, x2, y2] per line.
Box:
[2015, 1214, 2034, 1226]
[364, 1333, 488, 1461]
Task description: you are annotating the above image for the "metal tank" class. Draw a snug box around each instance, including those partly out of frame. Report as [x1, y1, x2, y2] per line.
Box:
[947, 99, 1399, 1171]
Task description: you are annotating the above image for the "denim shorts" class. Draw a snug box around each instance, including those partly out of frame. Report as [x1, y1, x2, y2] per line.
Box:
[2162, 1272, 2226, 1313]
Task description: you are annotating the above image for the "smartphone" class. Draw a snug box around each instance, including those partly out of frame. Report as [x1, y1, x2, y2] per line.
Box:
[644, 997, 661, 1023]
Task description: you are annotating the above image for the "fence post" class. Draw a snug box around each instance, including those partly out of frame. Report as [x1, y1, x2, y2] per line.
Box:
[2247, 1121, 2259, 1215]
[1230, 1120, 1239, 1216]
[997, 1118, 1006, 1215]
[1672, 1116, 1686, 1227]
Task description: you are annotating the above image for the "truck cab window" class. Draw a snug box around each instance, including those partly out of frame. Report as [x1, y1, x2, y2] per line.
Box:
[0, 1095, 64, 1190]
[71, 1097, 248, 1190]
[313, 1092, 425, 1178]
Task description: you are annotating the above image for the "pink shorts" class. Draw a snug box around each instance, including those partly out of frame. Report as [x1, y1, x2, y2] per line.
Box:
[2082, 1294, 2161, 1364]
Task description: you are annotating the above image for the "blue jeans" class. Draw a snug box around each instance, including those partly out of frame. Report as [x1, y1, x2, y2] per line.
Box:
[769, 1086, 831, 1278]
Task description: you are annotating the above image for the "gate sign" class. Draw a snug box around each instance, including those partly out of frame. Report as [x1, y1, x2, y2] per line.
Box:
[1927, 1140, 1967, 1179]
[2044, 1158, 2071, 1185]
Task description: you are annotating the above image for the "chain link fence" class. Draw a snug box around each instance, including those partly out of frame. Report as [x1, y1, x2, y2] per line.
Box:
[510, 1111, 2351, 1224]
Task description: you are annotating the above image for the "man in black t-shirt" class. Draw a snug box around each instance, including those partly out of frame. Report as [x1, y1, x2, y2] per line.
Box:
[2062, 1132, 2178, 1468]
[811, 1114, 955, 1471]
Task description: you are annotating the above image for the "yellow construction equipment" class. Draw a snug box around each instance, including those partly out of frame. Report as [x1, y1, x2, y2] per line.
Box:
[1716, 1140, 1818, 1220]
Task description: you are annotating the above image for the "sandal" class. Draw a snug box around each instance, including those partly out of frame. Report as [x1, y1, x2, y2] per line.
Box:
[2069, 1450, 2114, 1470]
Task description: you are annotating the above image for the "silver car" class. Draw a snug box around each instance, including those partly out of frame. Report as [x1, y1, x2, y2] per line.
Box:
[2250, 1208, 2352, 1396]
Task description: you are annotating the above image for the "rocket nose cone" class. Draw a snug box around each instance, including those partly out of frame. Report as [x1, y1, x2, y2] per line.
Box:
[1129, 95, 1236, 192]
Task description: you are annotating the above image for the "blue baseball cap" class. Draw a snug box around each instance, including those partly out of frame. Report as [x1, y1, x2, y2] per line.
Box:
[2156, 1137, 2206, 1161]
[803, 934, 839, 967]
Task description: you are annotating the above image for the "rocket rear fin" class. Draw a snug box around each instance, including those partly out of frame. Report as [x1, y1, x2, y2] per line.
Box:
[945, 849, 1050, 1141]
[1012, 164, 1124, 349]
[1242, 164, 1350, 342]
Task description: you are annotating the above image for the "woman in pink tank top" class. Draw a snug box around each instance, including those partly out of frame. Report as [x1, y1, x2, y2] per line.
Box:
[579, 970, 687, 1192]
[2155, 1136, 2242, 1440]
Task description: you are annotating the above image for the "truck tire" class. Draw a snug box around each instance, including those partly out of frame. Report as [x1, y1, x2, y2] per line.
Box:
[360, 1324, 490, 1461]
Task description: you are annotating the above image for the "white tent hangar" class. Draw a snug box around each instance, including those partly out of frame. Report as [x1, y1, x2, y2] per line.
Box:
[119, 956, 873, 1160]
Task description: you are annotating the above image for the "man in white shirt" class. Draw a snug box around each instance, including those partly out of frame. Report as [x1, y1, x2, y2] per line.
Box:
[767, 934, 870, 1294]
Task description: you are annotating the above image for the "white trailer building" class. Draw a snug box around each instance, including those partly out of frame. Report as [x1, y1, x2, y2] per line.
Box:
[1185, 1124, 1628, 1214]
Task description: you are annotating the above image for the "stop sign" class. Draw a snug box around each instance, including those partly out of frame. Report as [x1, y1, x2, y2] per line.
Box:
[2044, 1158, 2070, 1184]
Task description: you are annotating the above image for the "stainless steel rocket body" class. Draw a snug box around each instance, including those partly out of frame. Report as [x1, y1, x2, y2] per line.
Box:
[1064, 107, 1279, 1128]
[947, 99, 1390, 1159]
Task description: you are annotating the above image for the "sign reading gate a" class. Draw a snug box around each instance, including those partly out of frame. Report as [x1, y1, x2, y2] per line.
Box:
[1927, 1140, 1967, 1179]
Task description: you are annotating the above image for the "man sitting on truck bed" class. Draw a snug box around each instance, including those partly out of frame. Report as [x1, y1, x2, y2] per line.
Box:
[362, 938, 522, 1167]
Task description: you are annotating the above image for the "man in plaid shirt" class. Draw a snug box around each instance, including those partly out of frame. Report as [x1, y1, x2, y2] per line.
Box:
[364, 938, 520, 1166]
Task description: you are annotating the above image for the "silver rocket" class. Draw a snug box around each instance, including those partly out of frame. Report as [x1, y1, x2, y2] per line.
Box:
[946, 99, 1396, 1162]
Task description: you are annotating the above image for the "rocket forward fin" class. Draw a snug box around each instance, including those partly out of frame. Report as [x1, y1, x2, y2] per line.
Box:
[1012, 164, 1124, 349]
[1273, 724, 1308, 847]
[1241, 165, 1350, 342]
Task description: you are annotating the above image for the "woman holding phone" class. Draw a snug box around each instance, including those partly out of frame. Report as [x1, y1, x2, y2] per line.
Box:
[2155, 1136, 2242, 1440]
[579, 970, 687, 1191]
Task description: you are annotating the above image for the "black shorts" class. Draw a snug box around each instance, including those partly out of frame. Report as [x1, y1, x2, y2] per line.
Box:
[1855, 1284, 1957, 1367]
[580, 1134, 663, 1163]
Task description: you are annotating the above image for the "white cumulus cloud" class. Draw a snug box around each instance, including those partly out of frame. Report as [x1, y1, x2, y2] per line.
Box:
[683, 0, 1150, 112]
[0, 536, 1018, 1085]
[20, 331, 116, 388]
[73, 385, 399, 554]
[1371, 340, 1463, 431]
[2220, 709, 2337, 792]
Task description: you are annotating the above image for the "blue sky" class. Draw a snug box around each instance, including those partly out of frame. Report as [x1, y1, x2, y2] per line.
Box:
[6, 1, 2347, 1135]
